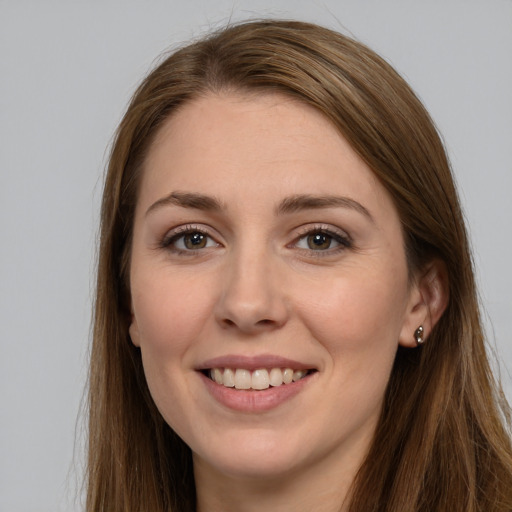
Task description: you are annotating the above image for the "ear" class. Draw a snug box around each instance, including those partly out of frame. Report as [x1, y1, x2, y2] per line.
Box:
[129, 313, 141, 347]
[398, 259, 449, 348]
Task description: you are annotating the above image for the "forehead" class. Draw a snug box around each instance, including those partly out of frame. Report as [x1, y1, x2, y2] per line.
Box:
[138, 92, 394, 219]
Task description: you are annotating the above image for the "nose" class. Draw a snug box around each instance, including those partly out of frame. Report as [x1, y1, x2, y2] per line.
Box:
[214, 247, 289, 334]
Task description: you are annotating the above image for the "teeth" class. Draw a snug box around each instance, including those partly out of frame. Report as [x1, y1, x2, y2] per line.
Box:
[269, 368, 283, 387]
[223, 368, 235, 387]
[282, 368, 293, 384]
[208, 367, 310, 390]
[293, 370, 307, 382]
[251, 369, 269, 390]
[212, 368, 223, 385]
[234, 369, 251, 390]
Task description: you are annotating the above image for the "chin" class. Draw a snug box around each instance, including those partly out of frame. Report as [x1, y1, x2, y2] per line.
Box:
[192, 429, 309, 480]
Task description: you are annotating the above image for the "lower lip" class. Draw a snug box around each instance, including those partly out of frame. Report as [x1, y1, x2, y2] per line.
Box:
[199, 372, 315, 412]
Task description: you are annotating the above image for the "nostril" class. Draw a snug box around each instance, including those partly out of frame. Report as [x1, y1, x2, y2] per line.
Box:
[221, 317, 275, 329]
[256, 319, 274, 326]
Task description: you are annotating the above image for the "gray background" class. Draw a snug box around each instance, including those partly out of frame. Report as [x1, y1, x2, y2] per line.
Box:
[1, 1, 511, 511]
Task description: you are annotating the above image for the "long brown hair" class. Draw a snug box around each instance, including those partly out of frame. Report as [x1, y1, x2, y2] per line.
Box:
[87, 20, 512, 511]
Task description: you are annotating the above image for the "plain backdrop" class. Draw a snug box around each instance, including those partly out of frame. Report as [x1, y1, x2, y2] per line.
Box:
[1, 1, 511, 510]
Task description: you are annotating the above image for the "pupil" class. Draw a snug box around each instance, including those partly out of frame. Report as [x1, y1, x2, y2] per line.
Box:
[190, 233, 203, 245]
[308, 233, 331, 250]
[185, 232, 206, 249]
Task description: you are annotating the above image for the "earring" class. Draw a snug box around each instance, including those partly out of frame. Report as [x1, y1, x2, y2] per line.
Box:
[414, 325, 424, 345]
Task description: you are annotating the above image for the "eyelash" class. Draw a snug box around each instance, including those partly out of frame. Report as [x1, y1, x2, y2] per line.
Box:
[291, 225, 352, 256]
[160, 224, 219, 256]
[159, 224, 352, 257]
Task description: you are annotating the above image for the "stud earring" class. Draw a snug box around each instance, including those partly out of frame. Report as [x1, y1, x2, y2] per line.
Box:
[414, 325, 424, 345]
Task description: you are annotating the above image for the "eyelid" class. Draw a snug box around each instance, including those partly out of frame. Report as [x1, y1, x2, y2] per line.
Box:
[290, 223, 352, 254]
[294, 223, 352, 242]
[157, 222, 352, 257]
[160, 224, 221, 253]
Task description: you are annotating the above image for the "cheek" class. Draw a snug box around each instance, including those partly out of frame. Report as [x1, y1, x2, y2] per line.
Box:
[130, 269, 216, 356]
[297, 263, 409, 359]
[129, 269, 218, 430]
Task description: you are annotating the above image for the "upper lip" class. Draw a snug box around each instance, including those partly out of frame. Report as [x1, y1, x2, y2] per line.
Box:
[197, 354, 315, 371]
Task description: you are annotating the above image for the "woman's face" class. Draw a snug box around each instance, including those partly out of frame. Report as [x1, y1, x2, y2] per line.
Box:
[129, 93, 421, 483]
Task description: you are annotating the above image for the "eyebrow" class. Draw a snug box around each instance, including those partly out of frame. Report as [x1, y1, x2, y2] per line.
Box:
[145, 191, 373, 222]
[276, 194, 373, 221]
[145, 191, 224, 217]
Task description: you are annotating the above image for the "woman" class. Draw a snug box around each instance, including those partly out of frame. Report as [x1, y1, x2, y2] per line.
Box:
[87, 20, 512, 511]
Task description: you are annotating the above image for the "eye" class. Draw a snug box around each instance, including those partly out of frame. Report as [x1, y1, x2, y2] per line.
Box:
[294, 228, 351, 252]
[301, 232, 335, 250]
[162, 227, 219, 253]
[179, 231, 211, 250]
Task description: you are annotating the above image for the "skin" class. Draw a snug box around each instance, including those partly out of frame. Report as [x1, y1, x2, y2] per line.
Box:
[128, 93, 438, 512]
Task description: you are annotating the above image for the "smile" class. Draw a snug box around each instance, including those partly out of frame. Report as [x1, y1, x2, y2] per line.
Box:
[208, 368, 312, 390]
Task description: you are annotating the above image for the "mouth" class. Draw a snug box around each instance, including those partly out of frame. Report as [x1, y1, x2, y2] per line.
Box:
[198, 357, 318, 411]
[203, 367, 317, 390]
